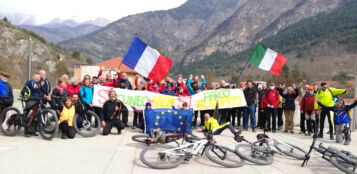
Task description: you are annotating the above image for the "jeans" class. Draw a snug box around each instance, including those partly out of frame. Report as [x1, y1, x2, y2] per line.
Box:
[265, 108, 277, 131]
[243, 105, 256, 129]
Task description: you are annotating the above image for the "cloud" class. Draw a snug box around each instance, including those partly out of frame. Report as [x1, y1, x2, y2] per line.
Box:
[0, 0, 187, 24]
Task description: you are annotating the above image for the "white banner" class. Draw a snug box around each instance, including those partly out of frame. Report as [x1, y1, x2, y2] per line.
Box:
[93, 85, 246, 111]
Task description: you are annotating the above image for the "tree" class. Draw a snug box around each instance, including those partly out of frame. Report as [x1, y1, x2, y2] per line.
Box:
[3, 17, 8, 22]
[72, 50, 80, 59]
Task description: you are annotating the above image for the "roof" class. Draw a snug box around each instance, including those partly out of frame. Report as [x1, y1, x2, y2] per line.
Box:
[96, 57, 136, 73]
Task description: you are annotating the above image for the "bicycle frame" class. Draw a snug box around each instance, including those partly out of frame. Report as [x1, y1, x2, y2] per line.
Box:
[160, 139, 209, 158]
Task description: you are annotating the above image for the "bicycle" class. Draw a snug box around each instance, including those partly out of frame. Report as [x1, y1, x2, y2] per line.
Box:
[0, 96, 58, 140]
[132, 128, 201, 145]
[140, 124, 245, 169]
[301, 133, 357, 174]
[235, 130, 307, 165]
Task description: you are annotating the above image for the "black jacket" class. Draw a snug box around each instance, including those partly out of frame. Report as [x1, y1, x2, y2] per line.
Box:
[50, 88, 69, 110]
[41, 78, 51, 95]
[244, 87, 257, 105]
[116, 78, 132, 89]
[102, 100, 124, 122]
[281, 88, 299, 110]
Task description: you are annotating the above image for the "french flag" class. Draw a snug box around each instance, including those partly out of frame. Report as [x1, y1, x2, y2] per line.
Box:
[123, 37, 173, 82]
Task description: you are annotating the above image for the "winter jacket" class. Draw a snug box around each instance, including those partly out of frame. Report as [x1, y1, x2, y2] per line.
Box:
[261, 89, 280, 109]
[148, 83, 166, 93]
[318, 101, 357, 124]
[243, 87, 257, 105]
[0, 80, 13, 106]
[80, 85, 94, 105]
[187, 78, 206, 95]
[300, 93, 315, 112]
[176, 82, 190, 96]
[59, 105, 75, 126]
[281, 88, 299, 110]
[161, 89, 176, 96]
[50, 86, 70, 110]
[0, 80, 6, 97]
[97, 70, 121, 87]
[23, 80, 47, 97]
[116, 78, 132, 89]
[67, 84, 81, 97]
[41, 78, 51, 95]
[102, 99, 123, 122]
[314, 88, 346, 110]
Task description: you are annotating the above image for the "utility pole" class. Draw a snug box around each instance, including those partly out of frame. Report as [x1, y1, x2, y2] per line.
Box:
[27, 38, 32, 80]
[353, 63, 357, 131]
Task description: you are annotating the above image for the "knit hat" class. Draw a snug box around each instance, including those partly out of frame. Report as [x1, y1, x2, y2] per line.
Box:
[145, 102, 152, 107]
[320, 82, 327, 87]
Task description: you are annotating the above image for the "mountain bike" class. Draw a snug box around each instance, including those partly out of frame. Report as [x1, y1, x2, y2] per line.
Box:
[140, 124, 245, 169]
[132, 128, 201, 145]
[72, 103, 101, 137]
[235, 130, 307, 165]
[0, 96, 58, 140]
[302, 133, 357, 174]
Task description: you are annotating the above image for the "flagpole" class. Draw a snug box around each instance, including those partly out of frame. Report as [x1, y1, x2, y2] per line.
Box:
[236, 59, 249, 84]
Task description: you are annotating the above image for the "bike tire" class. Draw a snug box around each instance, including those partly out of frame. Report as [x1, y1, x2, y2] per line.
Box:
[274, 141, 307, 160]
[37, 109, 58, 140]
[205, 145, 245, 168]
[0, 107, 22, 136]
[330, 157, 357, 174]
[235, 144, 274, 165]
[73, 111, 101, 137]
[132, 134, 152, 144]
[140, 144, 183, 169]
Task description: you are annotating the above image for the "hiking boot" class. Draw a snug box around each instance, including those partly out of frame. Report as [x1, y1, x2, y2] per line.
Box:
[242, 128, 248, 131]
[24, 133, 31, 138]
[299, 132, 305, 134]
[272, 130, 276, 133]
[252, 129, 256, 133]
[330, 135, 334, 140]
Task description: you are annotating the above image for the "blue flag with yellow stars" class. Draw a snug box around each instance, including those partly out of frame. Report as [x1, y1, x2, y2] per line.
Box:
[144, 109, 193, 134]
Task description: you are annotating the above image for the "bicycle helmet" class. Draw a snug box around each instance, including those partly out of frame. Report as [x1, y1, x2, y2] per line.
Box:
[150, 129, 166, 143]
[20, 87, 31, 101]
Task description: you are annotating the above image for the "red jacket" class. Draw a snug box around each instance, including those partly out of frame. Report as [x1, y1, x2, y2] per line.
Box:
[67, 84, 81, 97]
[98, 70, 121, 87]
[261, 89, 280, 108]
[300, 94, 315, 112]
[177, 82, 189, 97]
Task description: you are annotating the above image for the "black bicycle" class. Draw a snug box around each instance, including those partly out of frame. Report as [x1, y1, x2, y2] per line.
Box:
[0, 96, 58, 140]
[302, 134, 357, 174]
[72, 104, 101, 137]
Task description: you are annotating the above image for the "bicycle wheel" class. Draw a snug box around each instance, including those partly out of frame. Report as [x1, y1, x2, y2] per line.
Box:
[140, 144, 183, 169]
[37, 109, 58, 140]
[205, 145, 245, 168]
[132, 134, 153, 144]
[274, 141, 307, 160]
[235, 144, 274, 165]
[0, 107, 22, 136]
[330, 157, 356, 174]
[73, 111, 101, 137]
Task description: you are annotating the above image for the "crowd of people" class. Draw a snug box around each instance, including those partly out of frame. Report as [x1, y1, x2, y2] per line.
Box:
[0, 68, 356, 145]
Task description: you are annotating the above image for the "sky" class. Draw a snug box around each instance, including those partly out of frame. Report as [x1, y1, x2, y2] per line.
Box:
[0, 0, 187, 24]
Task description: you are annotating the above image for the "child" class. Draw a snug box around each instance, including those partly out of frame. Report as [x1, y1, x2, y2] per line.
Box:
[317, 97, 357, 145]
[300, 86, 316, 136]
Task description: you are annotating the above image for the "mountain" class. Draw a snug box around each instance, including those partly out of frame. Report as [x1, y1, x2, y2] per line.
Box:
[60, 0, 351, 63]
[173, 2, 357, 83]
[0, 12, 37, 25]
[0, 20, 87, 88]
[18, 24, 101, 43]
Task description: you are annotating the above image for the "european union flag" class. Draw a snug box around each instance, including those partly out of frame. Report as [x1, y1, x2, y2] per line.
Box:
[144, 109, 193, 134]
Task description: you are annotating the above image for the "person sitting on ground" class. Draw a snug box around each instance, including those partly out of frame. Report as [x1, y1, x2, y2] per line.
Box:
[198, 98, 240, 140]
[101, 91, 125, 135]
[317, 97, 357, 145]
[58, 97, 76, 139]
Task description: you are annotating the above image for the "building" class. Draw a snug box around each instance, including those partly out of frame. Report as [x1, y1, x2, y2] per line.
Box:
[74, 57, 139, 86]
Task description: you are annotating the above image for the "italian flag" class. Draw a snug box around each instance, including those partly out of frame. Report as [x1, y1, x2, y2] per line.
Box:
[249, 43, 287, 76]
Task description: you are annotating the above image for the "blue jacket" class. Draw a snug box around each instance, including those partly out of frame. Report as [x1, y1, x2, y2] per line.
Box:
[0, 80, 6, 96]
[187, 78, 206, 96]
[318, 101, 357, 124]
[80, 85, 94, 105]
[0, 80, 13, 106]
[281, 88, 299, 110]
[23, 80, 47, 97]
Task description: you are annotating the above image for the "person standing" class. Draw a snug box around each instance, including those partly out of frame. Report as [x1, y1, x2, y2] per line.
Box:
[257, 84, 267, 129]
[300, 86, 316, 136]
[243, 80, 257, 132]
[0, 72, 13, 115]
[101, 91, 125, 135]
[39, 70, 51, 95]
[276, 83, 286, 130]
[217, 80, 230, 124]
[314, 82, 346, 140]
[281, 85, 299, 133]
[261, 82, 280, 133]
